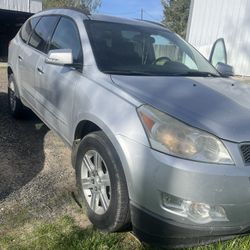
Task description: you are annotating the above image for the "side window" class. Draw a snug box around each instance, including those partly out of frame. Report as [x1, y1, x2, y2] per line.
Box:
[49, 17, 83, 64]
[20, 17, 40, 43]
[182, 53, 198, 70]
[28, 16, 59, 53]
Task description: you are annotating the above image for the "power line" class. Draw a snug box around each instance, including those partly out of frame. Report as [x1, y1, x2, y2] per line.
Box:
[98, 10, 138, 16]
[98, 8, 162, 23]
[143, 9, 162, 22]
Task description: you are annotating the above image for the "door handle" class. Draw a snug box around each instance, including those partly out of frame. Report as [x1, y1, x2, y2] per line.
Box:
[18, 55, 23, 61]
[37, 67, 44, 74]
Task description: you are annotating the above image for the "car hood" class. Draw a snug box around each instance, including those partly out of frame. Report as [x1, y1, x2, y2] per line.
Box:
[111, 75, 250, 142]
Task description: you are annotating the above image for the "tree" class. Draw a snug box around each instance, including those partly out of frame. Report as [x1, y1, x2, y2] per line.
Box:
[161, 0, 191, 38]
[43, 0, 101, 14]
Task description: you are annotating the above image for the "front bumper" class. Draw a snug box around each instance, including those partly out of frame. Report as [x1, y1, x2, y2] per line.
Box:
[116, 135, 250, 245]
[131, 204, 250, 248]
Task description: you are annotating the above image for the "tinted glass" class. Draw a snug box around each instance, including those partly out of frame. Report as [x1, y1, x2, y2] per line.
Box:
[49, 17, 83, 64]
[85, 21, 219, 77]
[29, 16, 59, 53]
[20, 17, 40, 43]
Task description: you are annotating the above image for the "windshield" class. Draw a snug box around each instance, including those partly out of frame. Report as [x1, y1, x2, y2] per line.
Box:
[85, 20, 220, 77]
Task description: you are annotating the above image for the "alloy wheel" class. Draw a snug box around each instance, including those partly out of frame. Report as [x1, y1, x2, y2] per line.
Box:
[81, 150, 111, 215]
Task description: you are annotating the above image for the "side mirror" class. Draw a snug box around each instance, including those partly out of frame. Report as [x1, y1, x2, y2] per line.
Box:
[209, 38, 234, 77]
[209, 38, 227, 67]
[46, 49, 73, 65]
[216, 62, 234, 77]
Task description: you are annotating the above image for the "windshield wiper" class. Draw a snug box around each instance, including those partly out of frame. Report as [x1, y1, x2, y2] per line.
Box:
[103, 70, 219, 77]
[102, 70, 156, 76]
[178, 71, 219, 77]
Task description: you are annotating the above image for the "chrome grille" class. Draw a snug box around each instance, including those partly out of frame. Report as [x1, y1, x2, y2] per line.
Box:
[241, 144, 250, 164]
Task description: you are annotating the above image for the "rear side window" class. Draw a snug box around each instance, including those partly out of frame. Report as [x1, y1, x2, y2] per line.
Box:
[28, 16, 59, 53]
[20, 17, 40, 43]
[49, 17, 83, 64]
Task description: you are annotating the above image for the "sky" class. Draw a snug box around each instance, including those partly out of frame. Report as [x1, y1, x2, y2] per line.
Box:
[97, 0, 163, 23]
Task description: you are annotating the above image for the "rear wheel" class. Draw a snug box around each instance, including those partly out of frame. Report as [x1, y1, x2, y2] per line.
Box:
[76, 131, 130, 232]
[8, 74, 25, 118]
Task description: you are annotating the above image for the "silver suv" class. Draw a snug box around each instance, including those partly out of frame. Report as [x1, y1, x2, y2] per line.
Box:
[8, 8, 250, 247]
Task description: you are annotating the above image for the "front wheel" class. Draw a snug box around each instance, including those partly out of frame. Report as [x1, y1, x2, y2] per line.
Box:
[75, 131, 130, 232]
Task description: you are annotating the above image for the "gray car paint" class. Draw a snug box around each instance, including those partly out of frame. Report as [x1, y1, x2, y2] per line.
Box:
[111, 75, 250, 143]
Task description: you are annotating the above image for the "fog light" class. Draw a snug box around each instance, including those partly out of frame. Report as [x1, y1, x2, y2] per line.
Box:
[183, 201, 210, 221]
[162, 193, 228, 224]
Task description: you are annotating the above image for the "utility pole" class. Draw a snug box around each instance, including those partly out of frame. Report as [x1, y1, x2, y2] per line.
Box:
[141, 8, 144, 20]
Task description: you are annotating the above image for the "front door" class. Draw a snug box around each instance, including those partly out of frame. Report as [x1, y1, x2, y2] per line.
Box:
[20, 15, 59, 108]
[36, 17, 83, 142]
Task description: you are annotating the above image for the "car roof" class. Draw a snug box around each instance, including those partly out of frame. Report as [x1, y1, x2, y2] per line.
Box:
[34, 8, 168, 31]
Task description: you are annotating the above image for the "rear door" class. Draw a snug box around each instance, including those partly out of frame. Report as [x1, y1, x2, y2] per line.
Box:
[18, 16, 40, 106]
[36, 17, 83, 141]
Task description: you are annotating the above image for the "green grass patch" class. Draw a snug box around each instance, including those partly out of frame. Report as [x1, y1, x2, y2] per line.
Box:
[0, 216, 143, 250]
[188, 236, 250, 250]
[1, 215, 250, 250]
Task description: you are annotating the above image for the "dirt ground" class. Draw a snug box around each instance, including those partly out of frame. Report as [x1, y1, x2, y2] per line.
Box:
[0, 67, 89, 230]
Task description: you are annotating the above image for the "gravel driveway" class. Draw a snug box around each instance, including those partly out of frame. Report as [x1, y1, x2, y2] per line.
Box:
[0, 67, 88, 229]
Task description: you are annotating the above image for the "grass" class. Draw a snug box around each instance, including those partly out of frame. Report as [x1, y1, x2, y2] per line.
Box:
[1, 214, 250, 250]
[0, 216, 144, 250]
[1, 195, 250, 250]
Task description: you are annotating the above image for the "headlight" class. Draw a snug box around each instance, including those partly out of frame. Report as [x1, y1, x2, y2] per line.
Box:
[138, 105, 233, 164]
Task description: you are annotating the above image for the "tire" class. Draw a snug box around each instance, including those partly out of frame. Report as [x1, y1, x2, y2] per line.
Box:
[8, 73, 25, 119]
[75, 131, 130, 232]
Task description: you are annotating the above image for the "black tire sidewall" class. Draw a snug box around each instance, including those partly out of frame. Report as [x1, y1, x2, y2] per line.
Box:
[8, 74, 24, 118]
[75, 131, 129, 232]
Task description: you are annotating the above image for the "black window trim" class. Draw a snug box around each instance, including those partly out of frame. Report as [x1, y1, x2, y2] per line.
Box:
[45, 16, 61, 54]
[27, 15, 61, 55]
[19, 16, 41, 44]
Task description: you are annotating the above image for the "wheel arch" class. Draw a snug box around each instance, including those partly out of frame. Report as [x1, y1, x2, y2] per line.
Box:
[74, 120, 101, 141]
[72, 117, 134, 199]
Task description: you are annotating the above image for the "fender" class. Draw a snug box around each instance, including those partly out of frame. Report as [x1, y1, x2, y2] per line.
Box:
[72, 113, 136, 199]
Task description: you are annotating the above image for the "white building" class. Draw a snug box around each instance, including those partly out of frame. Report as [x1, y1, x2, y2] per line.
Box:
[0, 0, 42, 13]
[0, 0, 42, 61]
[187, 0, 250, 76]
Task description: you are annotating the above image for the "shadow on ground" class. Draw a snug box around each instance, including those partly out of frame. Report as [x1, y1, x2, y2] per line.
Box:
[0, 92, 48, 200]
